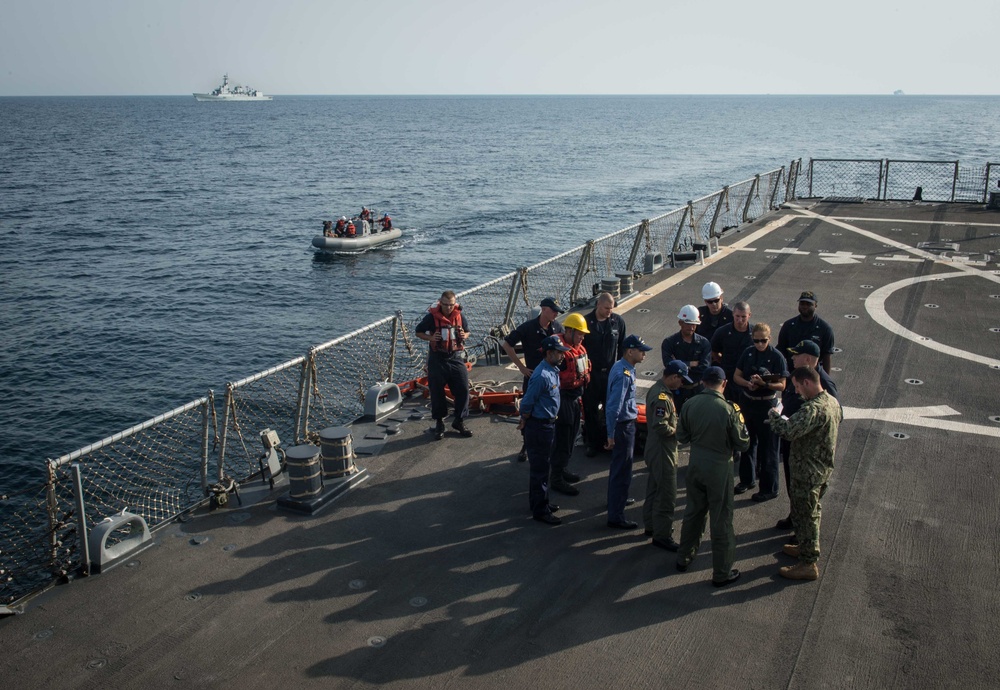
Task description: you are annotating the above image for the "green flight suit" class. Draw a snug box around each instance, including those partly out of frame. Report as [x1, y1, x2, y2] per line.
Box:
[769, 390, 842, 564]
[642, 380, 679, 540]
[676, 388, 750, 581]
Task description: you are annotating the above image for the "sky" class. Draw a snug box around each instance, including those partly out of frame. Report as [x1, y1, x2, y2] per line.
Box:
[2, 0, 997, 96]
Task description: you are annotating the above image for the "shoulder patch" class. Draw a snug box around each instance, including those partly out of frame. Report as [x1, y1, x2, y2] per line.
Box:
[732, 402, 741, 412]
[624, 369, 632, 378]
[658, 393, 669, 400]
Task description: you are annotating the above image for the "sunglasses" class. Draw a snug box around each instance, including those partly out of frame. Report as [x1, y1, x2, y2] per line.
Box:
[705, 298, 721, 305]
[752, 338, 769, 343]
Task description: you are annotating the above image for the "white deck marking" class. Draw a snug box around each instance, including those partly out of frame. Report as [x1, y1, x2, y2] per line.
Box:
[877, 254, 924, 262]
[843, 405, 1000, 438]
[829, 216, 1000, 229]
[764, 248, 810, 255]
[820, 250, 865, 265]
[863, 272, 1000, 367]
[616, 216, 796, 314]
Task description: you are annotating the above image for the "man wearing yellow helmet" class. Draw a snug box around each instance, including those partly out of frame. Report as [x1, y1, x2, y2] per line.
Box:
[549, 313, 592, 496]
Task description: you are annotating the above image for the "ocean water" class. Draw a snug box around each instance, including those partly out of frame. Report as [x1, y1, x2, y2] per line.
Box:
[2, 94, 999, 489]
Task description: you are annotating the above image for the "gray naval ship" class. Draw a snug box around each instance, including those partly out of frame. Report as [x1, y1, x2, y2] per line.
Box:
[2, 158, 999, 688]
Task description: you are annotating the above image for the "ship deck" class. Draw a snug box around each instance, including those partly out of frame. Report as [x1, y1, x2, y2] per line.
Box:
[3, 199, 1000, 689]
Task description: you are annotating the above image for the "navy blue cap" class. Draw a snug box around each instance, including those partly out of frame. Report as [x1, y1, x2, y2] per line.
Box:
[701, 366, 726, 384]
[623, 335, 653, 352]
[665, 360, 694, 385]
[789, 339, 821, 357]
[541, 334, 570, 352]
[540, 297, 565, 313]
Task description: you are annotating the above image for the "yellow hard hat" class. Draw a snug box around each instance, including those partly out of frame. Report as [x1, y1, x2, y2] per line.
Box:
[562, 312, 590, 334]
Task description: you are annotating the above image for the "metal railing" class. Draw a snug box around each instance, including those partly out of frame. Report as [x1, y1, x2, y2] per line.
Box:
[5, 157, 995, 607]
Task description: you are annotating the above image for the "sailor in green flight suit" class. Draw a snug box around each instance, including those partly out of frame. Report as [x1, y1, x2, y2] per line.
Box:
[675, 366, 750, 587]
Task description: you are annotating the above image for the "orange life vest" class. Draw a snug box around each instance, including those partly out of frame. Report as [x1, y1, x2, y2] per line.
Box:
[381, 215, 392, 230]
[557, 334, 591, 390]
[428, 304, 465, 354]
[346, 221, 356, 237]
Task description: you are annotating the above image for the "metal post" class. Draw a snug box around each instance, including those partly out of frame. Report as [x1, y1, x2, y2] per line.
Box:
[45, 461, 59, 572]
[741, 177, 759, 223]
[808, 159, 815, 198]
[670, 205, 691, 254]
[502, 269, 525, 328]
[985, 163, 995, 203]
[71, 463, 90, 577]
[201, 392, 211, 490]
[388, 312, 401, 382]
[626, 221, 648, 273]
[570, 241, 593, 306]
[951, 160, 959, 202]
[218, 385, 233, 476]
[708, 188, 727, 243]
[769, 167, 784, 209]
[295, 355, 314, 443]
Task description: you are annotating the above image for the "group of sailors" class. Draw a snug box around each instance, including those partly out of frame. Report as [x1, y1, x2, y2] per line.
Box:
[418, 281, 841, 587]
[322, 207, 393, 238]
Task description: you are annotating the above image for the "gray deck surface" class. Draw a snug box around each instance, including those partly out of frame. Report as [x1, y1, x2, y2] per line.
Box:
[3, 200, 1000, 689]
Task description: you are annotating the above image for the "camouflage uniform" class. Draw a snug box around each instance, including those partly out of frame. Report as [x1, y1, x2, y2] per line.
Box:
[768, 390, 842, 564]
[642, 380, 679, 541]
[676, 389, 750, 581]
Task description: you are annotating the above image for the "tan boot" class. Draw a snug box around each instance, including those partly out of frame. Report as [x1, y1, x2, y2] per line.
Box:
[780, 562, 819, 581]
[782, 544, 800, 558]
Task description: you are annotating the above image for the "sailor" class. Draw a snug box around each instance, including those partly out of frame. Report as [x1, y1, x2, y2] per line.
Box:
[345, 220, 357, 238]
[582, 292, 627, 457]
[381, 214, 392, 231]
[415, 291, 474, 441]
[710, 301, 754, 401]
[776, 339, 840, 533]
[660, 305, 712, 411]
[323, 220, 334, 237]
[769, 366, 843, 581]
[335, 216, 348, 237]
[777, 291, 835, 374]
[642, 361, 692, 551]
[732, 323, 788, 501]
[696, 282, 734, 341]
[502, 297, 565, 462]
[519, 335, 571, 525]
[675, 367, 750, 587]
[549, 313, 592, 497]
[360, 207, 372, 222]
[605, 334, 653, 530]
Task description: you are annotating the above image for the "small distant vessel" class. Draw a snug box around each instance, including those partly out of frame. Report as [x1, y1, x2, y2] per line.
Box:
[193, 74, 272, 101]
[893, 89, 905, 96]
[313, 213, 402, 253]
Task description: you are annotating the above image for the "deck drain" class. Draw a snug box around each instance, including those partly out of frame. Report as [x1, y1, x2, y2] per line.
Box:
[831, 347, 843, 354]
[924, 304, 939, 309]
[991, 365, 1000, 370]
[222, 544, 238, 552]
[368, 636, 387, 648]
[349, 579, 367, 590]
[831, 367, 842, 372]
[832, 233, 842, 236]
[189, 536, 209, 546]
[227, 512, 251, 524]
[991, 328, 1000, 333]
[860, 284, 874, 289]
[990, 295, 1000, 300]
[821, 270, 833, 274]
[86, 659, 107, 670]
[744, 275, 756, 280]
[873, 262, 886, 267]
[185, 593, 202, 601]
[636, 308, 651, 313]
[410, 597, 428, 608]
[891, 432, 910, 440]
[33, 629, 53, 640]
[642, 371, 659, 377]
[125, 560, 141, 568]
[905, 379, 923, 385]
[989, 416, 1000, 424]
[766, 255, 777, 259]
[918, 337, 931, 341]
[845, 314, 859, 319]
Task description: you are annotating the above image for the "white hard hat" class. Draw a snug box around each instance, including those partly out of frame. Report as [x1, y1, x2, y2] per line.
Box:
[702, 282, 723, 300]
[678, 304, 701, 324]
[340, 216, 347, 221]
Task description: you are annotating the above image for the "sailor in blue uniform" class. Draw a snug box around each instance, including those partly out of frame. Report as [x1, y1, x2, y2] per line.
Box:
[605, 334, 653, 529]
